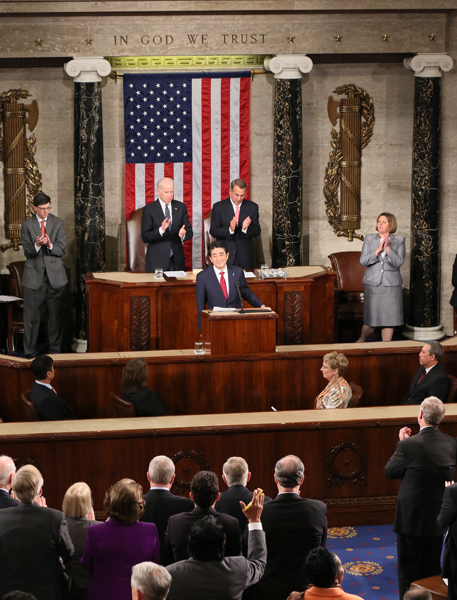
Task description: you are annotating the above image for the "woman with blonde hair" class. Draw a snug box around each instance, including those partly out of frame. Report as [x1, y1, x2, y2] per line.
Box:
[315, 352, 352, 410]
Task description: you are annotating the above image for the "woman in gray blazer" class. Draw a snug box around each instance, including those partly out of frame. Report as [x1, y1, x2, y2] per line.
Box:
[357, 212, 405, 343]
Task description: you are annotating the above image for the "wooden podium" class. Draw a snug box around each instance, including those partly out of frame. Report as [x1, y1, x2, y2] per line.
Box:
[201, 309, 278, 355]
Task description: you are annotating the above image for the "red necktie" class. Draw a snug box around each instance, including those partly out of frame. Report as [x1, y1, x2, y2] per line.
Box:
[41, 220, 46, 235]
[234, 205, 240, 226]
[417, 370, 426, 385]
[220, 272, 228, 300]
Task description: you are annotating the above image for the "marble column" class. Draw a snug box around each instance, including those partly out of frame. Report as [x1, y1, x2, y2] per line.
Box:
[265, 55, 313, 268]
[64, 57, 111, 350]
[403, 54, 453, 341]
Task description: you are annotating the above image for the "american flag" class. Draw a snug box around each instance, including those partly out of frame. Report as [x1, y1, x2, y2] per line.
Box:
[123, 71, 251, 268]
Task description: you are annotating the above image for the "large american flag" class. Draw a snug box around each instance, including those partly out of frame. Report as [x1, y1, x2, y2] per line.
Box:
[123, 71, 251, 268]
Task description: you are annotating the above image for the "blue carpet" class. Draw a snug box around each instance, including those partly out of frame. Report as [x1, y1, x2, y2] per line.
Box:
[326, 525, 399, 600]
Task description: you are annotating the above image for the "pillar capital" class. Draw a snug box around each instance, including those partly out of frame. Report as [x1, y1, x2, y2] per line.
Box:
[404, 53, 454, 78]
[264, 55, 313, 79]
[64, 57, 111, 83]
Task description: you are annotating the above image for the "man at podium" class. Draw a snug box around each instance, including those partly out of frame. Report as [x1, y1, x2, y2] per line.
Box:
[196, 241, 268, 333]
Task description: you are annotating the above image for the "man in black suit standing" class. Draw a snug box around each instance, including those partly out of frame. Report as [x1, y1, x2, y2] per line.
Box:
[385, 396, 457, 598]
[210, 178, 261, 270]
[141, 177, 193, 273]
[438, 482, 457, 600]
[140, 455, 193, 560]
[0, 455, 19, 509]
[247, 455, 327, 600]
[163, 470, 241, 565]
[401, 341, 449, 405]
[29, 355, 75, 421]
[0, 464, 74, 599]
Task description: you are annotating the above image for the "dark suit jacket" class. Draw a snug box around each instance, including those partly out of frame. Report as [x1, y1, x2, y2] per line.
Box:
[247, 494, 327, 600]
[451, 254, 457, 309]
[140, 488, 194, 561]
[195, 265, 263, 333]
[163, 506, 242, 565]
[141, 199, 193, 272]
[401, 362, 449, 405]
[385, 426, 457, 537]
[215, 486, 272, 535]
[65, 516, 100, 591]
[166, 528, 266, 600]
[122, 387, 167, 417]
[210, 198, 261, 269]
[30, 381, 75, 421]
[0, 489, 19, 508]
[0, 502, 74, 600]
[438, 483, 457, 579]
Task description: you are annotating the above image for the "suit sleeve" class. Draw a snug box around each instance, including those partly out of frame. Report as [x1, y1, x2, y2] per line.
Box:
[385, 441, 406, 480]
[21, 220, 40, 258]
[58, 514, 74, 562]
[210, 203, 231, 240]
[386, 236, 405, 268]
[239, 271, 263, 308]
[438, 485, 457, 532]
[244, 529, 267, 588]
[195, 272, 207, 334]
[42, 396, 75, 421]
[149, 523, 161, 564]
[162, 520, 175, 566]
[48, 218, 67, 258]
[360, 236, 379, 267]
[431, 370, 450, 402]
[180, 203, 193, 242]
[81, 529, 94, 573]
[141, 205, 163, 244]
[242, 203, 261, 239]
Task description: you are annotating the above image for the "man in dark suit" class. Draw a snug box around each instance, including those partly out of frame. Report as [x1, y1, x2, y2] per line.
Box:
[0, 455, 19, 509]
[166, 491, 266, 600]
[21, 192, 68, 358]
[29, 355, 75, 421]
[140, 455, 193, 561]
[247, 455, 327, 600]
[438, 482, 457, 600]
[141, 177, 193, 272]
[385, 396, 457, 598]
[401, 341, 449, 405]
[0, 464, 74, 600]
[210, 178, 261, 270]
[163, 470, 241, 565]
[195, 240, 268, 333]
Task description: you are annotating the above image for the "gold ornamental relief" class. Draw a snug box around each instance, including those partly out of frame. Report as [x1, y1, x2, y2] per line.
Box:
[323, 84, 375, 242]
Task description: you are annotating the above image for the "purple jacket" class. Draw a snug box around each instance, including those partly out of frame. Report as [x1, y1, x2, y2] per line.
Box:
[81, 519, 160, 600]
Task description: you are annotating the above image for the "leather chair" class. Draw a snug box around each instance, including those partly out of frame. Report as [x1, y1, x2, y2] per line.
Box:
[111, 392, 136, 418]
[348, 382, 363, 408]
[447, 374, 457, 404]
[328, 252, 366, 342]
[21, 388, 41, 422]
[125, 208, 148, 273]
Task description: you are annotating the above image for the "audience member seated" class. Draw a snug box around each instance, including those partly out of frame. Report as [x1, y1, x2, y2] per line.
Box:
[0, 465, 74, 600]
[215, 456, 271, 534]
[286, 547, 363, 600]
[82, 479, 160, 600]
[163, 470, 241, 565]
[131, 562, 171, 600]
[29, 355, 75, 420]
[62, 482, 100, 600]
[0, 455, 19, 508]
[246, 455, 327, 600]
[167, 491, 266, 600]
[122, 358, 167, 417]
[315, 352, 352, 410]
[2, 592, 38, 600]
[140, 455, 193, 561]
[401, 341, 449, 405]
[403, 590, 432, 600]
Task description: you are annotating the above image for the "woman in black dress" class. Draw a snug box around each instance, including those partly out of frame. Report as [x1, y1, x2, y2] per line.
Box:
[121, 358, 167, 417]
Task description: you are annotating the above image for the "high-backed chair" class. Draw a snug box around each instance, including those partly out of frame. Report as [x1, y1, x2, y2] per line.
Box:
[447, 374, 457, 404]
[126, 208, 148, 272]
[111, 392, 136, 418]
[6, 262, 25, 355]
[328, 252, 366, 342]
[348, 382, 363, 408]
[21, 388, 41, 422]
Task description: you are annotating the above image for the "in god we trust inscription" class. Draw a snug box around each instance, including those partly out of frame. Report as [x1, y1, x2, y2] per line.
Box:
[113, 33, 267, 47]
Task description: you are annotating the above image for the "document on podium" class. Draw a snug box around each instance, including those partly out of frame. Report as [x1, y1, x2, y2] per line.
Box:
[212, 307, 239, 312]
[0, 295, 21, 303]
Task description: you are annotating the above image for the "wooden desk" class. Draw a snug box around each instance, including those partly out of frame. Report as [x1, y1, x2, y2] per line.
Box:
[84, 268, 335, 352]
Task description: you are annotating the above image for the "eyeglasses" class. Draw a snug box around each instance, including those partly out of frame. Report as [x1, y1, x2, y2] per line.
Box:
[36, 205, 52, 212]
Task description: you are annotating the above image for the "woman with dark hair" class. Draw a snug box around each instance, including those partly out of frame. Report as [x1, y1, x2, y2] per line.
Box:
[287, 547, 363, 600]
[81, 479, 160, 600]
[121, 358, 167, 416]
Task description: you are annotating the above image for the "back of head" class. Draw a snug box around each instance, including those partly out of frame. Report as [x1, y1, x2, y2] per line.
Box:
[403, 589, 432, 600]
[306, 547, 339, 588]
[222, 456, 249, 487]
[148, 456, 175, 485]
[31, 355, 53, 380]
[188, 515, 226, 561]
[190, 471, 219, 508]
[62, 482, 93, 517]
[131, 562, 171, 600]
[275, 455, 305, 488]
[427, 341, 444, 362]
[104, 478, 145, 524]
[0, 455, 16, 487]
[420, 396, 445, 427]
[122, 358, 148, 394]
[3, 592, 38, 600]
[12, 465, 43, 503]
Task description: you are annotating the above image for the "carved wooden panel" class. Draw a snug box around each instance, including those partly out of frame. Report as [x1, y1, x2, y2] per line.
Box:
[283, 291, 303, 344]
[325, 442, 368, 487]
[130, 296, 150, 351]
[170, 450, 210, 496]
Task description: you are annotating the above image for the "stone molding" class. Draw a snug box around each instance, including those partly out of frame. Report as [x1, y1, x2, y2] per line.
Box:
[64, 57, 111, 82]
[404, 53, 454, 78]
[264, 55, 313, 79]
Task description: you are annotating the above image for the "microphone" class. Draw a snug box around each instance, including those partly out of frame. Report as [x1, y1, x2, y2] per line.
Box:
[234, 281, 244, 314]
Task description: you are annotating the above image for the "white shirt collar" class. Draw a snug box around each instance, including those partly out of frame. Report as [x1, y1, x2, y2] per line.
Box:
[35, 380, 53, 390]
[425, 364, 437, 375]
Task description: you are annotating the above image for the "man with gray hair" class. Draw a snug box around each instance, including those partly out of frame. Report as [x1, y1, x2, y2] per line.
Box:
[247, 455, 327, 600]
[385, 396, 457, 598]
[401, 341, 449, 404]
[140, 455, 193, 559]
[131, 561, 171, 600]
[0, 464, 73, 599]
[0, 455, 19, 508]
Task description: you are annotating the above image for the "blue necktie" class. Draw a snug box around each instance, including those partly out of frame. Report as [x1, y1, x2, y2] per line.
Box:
[165, 204, 173, 257]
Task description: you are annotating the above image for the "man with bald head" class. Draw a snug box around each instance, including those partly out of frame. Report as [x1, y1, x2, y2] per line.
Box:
[141, 177, 193, 272]
[0, 455, 19, 508]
